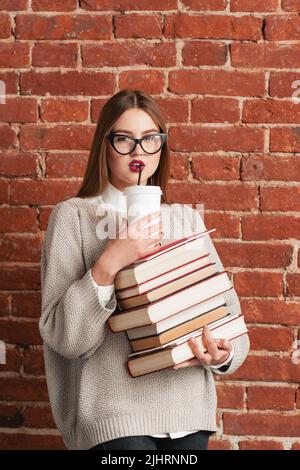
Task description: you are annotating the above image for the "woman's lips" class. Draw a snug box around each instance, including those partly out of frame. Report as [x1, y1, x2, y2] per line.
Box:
[128, 161, 145, 173]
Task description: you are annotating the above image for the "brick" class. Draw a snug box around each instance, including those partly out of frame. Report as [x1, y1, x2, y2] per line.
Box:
[20, 125, 95, 151]
[91, 98, 107, 122]
[203, 213, 240, 239]
[223, 412, 300, 437]
[0, 13, 11, 38]
[165, 14, 262, 40]
[0, 433, 66, 450]
[82, 41, 176, 67]
[12, 292, 41, 318]
[208, 438, 233, 450]
[191, 98, 239, 123]
[148, 98, 189, 124]
[220, 355, 300, 382]
[0, 266, 40, 290]
[114, 13, 162, 38]
[182, 0, 226, 9]
[241, 298, 300, 326]
[216, 241, 293, 268]
[0, 43, 29, 68]
[22, 405, 56, 428]
[169, 70, 265, 96]
[20, 71, 114, 96]
[0, 98, 37, 123]
[243, 99, 300, 123]
[0, 347, 21, 372]
[0, 207, 37, 233]
[32, 43, 78, 68]
[235, 271, 283, 297]
[40, 99, 88, 123]
[260, 186, 300, 211]
[231, 43, 300, 68]
[231, 0, 278, 10]
[16, 14, 112, 40]
[23, 348, 45, 375]
[32, 0, 77, 10]
[269, 72, 300, 98]
[0, 124, 17, 149]
[239, 440, 284, 450]
[0, 293, 10, 317]
[166, 182, 257, 210]
[265, 15, 300, 40]
[0, 72, 18, 94]
[242, 156, 300, 182]
[38, 207, 52, 230]
[282, 0, 300, 11]
[270, 128, 300, 152]
[0, 377, 48, 401]
[0, 179, 9, 203]
[248, 326, 293, 351]
[10, 179, 80, 205]
[0, 319, 42, 345]
[182, 41, 227, 66]
[0, 151, 39, 177]
[80, 0, 177, 10]
[0, 0, 28, 9]
[169, 155, 188, 180]
[247, 386, 296, 411]
[45, 152, 89, 177]
[0, 234, 42, 262]
[0, 404, 22, 428]
[191, 155, 240, 180]
[216, 384, 244, 409]
[286, 273, 300, 296]
[170, 126, 264, 152]
[119, 70, 164, 94]
[242, 215, 300, 240]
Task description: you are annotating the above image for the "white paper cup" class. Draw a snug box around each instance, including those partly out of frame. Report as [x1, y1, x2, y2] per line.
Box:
[124, 185, 162, 226]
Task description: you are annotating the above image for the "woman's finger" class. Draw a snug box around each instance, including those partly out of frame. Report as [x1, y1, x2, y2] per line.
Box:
[202, 326, 220, 359]
[188, 337, 212, 365]
[216, 338, 232, 353]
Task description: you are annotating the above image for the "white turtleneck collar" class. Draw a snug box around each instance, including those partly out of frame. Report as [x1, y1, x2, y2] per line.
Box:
[88, 181, 127, 215]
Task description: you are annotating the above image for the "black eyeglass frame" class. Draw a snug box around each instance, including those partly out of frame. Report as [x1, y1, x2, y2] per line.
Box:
[107, 131, 167, 155]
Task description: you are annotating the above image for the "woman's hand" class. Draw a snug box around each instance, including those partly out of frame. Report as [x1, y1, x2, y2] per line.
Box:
[91, 211, 163, 284]
[172, 325, 233, 370]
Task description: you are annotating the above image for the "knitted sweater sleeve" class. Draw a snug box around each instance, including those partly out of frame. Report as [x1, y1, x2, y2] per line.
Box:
[39, 201, 117, 360]
[187, 205, 250, 376]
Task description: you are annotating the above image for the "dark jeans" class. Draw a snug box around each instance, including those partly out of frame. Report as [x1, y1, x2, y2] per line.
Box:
[89, 430, 214, 451]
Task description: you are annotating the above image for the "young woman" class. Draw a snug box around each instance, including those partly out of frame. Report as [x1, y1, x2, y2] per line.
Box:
[40, 89, 250, 451]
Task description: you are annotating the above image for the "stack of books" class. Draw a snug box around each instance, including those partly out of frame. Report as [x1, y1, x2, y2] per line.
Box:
[107, 229, 248, 377]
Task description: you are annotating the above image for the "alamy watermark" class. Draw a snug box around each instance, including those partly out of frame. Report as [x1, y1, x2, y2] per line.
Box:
[0, 80, 6, 104]
[291, 340, 300, 365]
[93, 203, 205, 242]
[0, 340, 6, 364]
[291, 80, 300, 104]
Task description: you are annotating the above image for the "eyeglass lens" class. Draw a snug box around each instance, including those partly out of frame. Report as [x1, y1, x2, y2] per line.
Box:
[112, 134, 163, 154]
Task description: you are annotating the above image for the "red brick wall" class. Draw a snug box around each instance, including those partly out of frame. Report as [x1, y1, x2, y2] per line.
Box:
[0, 0, 299, 451]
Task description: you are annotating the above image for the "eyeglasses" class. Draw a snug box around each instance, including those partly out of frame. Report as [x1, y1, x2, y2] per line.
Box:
[108, 132, 167, 155]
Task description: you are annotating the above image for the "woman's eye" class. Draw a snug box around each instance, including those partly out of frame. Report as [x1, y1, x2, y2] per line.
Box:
[115, 136, 129, 142]
[144, 134, 156, 141]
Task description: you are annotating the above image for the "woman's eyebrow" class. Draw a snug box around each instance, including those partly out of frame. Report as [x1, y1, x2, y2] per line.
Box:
[113, 128, 159, 134]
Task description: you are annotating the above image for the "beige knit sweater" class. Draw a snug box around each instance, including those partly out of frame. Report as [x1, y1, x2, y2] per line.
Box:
[39, 196, 250, 450]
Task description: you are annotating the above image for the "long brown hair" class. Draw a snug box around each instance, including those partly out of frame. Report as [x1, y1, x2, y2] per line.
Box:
[76, 89, 170, 204]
